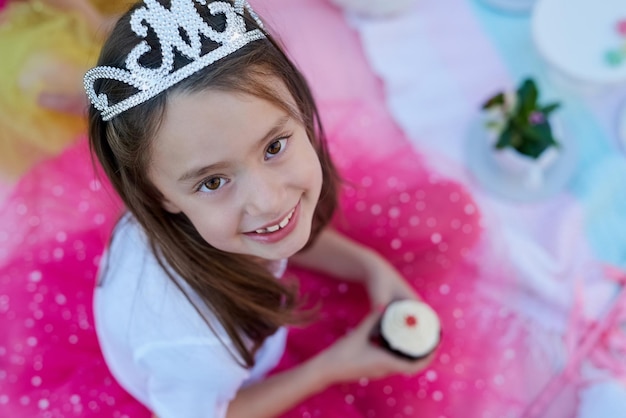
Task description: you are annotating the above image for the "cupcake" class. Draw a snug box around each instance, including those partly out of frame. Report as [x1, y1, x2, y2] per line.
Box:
[374, 299, 441, 360]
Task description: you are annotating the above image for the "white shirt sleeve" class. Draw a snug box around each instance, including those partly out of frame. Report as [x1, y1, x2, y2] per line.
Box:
[137, 339, 249, 418]
[94, 215, 286, 417]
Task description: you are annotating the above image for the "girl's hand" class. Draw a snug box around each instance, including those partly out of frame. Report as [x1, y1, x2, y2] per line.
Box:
[363, 255, 420, 311]
[315, 311, 435, 385]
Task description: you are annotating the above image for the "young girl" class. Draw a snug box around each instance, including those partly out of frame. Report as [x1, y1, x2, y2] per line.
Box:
[85, 1, 492, 417]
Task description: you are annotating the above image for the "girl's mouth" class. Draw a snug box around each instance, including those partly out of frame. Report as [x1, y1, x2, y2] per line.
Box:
[254, 208, 296, 234]
[244, 201, 301, 244]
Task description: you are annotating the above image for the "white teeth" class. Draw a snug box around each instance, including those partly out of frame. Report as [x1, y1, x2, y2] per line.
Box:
[254, 208, 295, 234]
[278, 216, 290, 229]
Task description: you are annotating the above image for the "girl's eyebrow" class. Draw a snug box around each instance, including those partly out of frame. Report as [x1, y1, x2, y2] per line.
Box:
[177, 114, 291, 184]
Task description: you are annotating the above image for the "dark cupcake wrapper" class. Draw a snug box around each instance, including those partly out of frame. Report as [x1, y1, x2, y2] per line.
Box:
[375, 329, 442, 361]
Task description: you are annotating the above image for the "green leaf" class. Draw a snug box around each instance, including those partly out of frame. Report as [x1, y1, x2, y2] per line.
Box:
[523, 122, 554, 143]
[515, 122, 558, 157]
[516, 137, 547, 158]
[510, 131, 523, 148]
[535, 122, 559, 146]
[510, 113, 526, 130]
[495, 125, 514, 149]
[485, 120, 502, 131]
[517, 78, 538, 119]
[482, 92, 505, 110]
[541, 102, 560, 116]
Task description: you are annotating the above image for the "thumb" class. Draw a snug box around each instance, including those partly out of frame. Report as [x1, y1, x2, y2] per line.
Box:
[354, 310, 383, 336]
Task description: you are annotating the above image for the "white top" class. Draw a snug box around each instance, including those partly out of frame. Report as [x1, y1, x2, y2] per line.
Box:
[94, 215, 287, 418]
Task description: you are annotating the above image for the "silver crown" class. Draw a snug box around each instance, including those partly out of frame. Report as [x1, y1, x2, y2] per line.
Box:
[84, 0, 266, 121]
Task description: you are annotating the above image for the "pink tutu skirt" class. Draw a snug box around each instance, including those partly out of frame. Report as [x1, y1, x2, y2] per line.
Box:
[0, 102, 529, 417]
[0, 139, 150, 417]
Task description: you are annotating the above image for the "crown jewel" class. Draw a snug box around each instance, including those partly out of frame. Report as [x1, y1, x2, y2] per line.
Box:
[84, 0, 266, 121]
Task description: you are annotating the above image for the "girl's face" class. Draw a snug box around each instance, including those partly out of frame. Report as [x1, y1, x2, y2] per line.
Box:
[148, 79, 323, 261]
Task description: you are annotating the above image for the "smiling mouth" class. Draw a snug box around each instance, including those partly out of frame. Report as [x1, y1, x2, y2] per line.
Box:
[254, 208, 296, 234]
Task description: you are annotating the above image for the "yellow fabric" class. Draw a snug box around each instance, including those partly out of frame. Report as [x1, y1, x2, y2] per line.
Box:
[91, 0, 129, 16]
[0, 1, 124, 179]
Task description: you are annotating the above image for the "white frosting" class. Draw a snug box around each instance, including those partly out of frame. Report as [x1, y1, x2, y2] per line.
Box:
[380, 300, 440, 357]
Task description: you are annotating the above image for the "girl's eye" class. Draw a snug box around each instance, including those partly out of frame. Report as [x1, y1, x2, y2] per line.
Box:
[265, 138, 287, 159]
[198, 177, 226, 193]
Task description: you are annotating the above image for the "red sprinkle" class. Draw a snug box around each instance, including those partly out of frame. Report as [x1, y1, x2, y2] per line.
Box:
[405, 315, 418, 327]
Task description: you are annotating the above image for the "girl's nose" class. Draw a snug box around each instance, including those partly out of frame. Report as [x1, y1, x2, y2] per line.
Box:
[242, 169, 286, 217]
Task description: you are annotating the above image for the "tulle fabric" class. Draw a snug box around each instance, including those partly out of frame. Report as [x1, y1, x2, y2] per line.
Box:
[0, 102, 524, 417]
[0, 139, 151, 417]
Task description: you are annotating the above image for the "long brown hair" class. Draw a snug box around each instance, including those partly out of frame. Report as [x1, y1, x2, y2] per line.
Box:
[88, 0, 339, 367]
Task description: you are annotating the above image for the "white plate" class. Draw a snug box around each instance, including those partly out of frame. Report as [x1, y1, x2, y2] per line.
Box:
[532, 0, 626, 86]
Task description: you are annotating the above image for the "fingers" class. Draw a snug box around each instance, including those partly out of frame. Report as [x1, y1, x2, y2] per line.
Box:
[359, 310, 383, 328]
[392, 349, 437, 375]
[370, 288, 423, 313]
[357, 347, 436, 382]
[352, 310, 384, 340]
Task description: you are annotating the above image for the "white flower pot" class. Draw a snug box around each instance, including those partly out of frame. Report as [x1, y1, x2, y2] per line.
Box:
[465, 114, 577, 202]
[486, 118, 563, 191]
[492, 146, 559, 190]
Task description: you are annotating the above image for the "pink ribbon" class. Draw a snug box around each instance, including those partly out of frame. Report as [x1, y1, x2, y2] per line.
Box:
[587, 266, 626, 383]
[523, 265, 626, 417]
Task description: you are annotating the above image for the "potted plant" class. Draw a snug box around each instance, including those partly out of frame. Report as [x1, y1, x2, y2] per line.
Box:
[481, 77, 562, 189]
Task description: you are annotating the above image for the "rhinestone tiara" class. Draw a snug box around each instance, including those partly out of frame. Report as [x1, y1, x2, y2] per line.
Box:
[84, 0, 266, 121]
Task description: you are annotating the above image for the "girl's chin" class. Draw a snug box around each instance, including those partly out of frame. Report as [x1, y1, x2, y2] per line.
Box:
[252, 223, 313, 259]
[258, 239, 309, 260]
